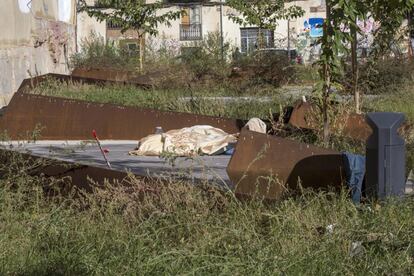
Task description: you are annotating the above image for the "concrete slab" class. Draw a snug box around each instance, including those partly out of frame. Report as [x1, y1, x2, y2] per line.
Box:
[3, 140, 232, 187]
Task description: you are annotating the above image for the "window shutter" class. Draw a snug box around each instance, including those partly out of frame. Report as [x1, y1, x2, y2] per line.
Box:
[181, 8, 190, 25]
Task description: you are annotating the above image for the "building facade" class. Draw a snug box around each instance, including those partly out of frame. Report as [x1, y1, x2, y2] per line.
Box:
[151, 0, 326, 53]
[0, 0, 77, 105]
[77, 0, 327, 61]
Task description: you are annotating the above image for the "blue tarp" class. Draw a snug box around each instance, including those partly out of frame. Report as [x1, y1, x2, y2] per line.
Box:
[342, 153, 366, 204]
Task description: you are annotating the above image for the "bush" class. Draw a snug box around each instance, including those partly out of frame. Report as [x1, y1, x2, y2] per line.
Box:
[230, 50, 296, 87]
[343, 59, 414, 95]
[144, 37, 181, 69]
[71, 31, 300, 90]
[71, 32, 139, 71]
[179, 32, 232, 80]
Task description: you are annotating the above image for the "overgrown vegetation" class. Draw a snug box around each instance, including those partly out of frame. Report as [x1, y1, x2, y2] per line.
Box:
[3, 0, 414, 273]
[71, 33, 138, 71]
[355, 59, 414, 96]
[73, 31, 299, 89]
[79, 0, 183, 71]
[368, 84, 414, 121]
[30, 77, 291, 120]
[1, 150, 414, 275]
[316, 0, 414, 142]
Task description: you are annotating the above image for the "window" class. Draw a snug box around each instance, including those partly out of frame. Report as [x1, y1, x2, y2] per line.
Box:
[180, 6, 202, 41]
[119, 39, 140, 56]
[127, 43, 137, 51]
[107, 19, 123, 29]
[190, 6, 201, 24]
[240, 28, 274, 53]
[126, 42, 140, 56]
[181, 6, 201, 25]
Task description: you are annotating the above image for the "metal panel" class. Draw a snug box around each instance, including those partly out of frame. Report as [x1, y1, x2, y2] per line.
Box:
[366, 112, 406, 199]
[288, 101, 372, 141]
[0, 148, 133, 192]
[227, 128, 345, 200]
[0, 74, 243, 140]
[71, 68, 154, 87]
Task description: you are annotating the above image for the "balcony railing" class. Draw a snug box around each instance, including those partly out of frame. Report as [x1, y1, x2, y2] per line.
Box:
[107, 20, 123, 30]
[180, 24, 202, 41]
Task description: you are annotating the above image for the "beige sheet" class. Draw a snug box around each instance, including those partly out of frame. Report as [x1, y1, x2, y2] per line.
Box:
[129, 125, 237, 157]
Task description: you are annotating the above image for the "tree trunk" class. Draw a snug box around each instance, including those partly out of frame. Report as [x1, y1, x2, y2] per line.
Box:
[351, 24, 360, 114]
[139, 33, 144, 72]
[408, 11, 413, 59]
[322, 65, 331, 144]
[322, 0, 332, 144]
[258, 28, 263, 50]
[287, 20, 291, 62]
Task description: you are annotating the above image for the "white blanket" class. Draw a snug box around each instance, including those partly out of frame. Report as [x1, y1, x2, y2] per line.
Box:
[129, 125, 237, 157]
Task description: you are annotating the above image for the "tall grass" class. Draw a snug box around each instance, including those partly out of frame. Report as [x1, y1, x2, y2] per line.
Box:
[1, 150, 414, 275]
[31, 78, 291, 120]
[368, 83, 414, 122]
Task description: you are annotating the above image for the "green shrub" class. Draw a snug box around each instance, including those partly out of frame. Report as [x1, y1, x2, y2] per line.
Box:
[230, 50, 296, 87]
[343, 59, 414, 95]
[71, 32, 138, 71]
[71, 31, 302, 90]
[144, 37, 181, 69]
[179, 32, 232, 79]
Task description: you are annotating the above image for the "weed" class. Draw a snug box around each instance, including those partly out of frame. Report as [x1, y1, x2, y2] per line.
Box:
[159, 150, 180, 167]
[30, 79, 290, 120]
[1, 152, 414, 274]
[71, 32, 138, 71]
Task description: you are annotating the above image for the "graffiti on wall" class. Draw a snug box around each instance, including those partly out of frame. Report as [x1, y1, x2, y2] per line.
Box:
[295, 18, 325, 63]
[296, 17, 384, 63]
[304, 18, 324, 38]
[32, 19, 74, 64]
[356, 19, 376, 56]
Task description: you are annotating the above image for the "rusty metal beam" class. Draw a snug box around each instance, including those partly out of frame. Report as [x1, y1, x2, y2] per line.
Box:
[0, 74, 244, 140]
[227, 128, 345, 200]
[0, 148, 132, 192]
[288, 101, 372, 141]
[71, 68, 155, 87]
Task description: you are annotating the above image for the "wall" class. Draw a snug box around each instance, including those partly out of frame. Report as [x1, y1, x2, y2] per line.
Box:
[0, 0, 76, 106]
[77, 0, 107, 51]
[107, 29, 140, 41]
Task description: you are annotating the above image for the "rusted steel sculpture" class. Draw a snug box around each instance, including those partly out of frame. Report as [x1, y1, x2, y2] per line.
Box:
[288, 101, 372, 141]
[0, 74, 243, 140]
[71, 68, 155, 87]
[0, 149, 131, 192]
[227, 129, 345, 200]
[0, 74, 364, 199]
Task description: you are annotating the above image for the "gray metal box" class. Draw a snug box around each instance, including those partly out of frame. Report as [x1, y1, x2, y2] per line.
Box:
[366, 112, 406, 199]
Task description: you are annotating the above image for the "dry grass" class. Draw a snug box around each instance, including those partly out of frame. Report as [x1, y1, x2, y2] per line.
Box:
[1, 150, 414, 275]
